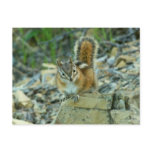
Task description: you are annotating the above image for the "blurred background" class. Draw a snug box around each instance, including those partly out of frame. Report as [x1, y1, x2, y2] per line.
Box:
[12, 28, 140, 124]
[13, 28, 139, 83]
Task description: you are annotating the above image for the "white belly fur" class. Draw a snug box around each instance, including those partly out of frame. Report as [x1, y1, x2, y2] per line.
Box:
[64, 82, 78, 95]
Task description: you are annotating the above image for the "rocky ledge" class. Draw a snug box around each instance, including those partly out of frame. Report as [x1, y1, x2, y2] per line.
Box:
[54, 91, 139, 124]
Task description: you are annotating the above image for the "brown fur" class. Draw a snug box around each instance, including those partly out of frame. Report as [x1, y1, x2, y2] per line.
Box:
[78, 67, 96, 92]
[79, 41, 93, 66]
[74, 36, 98, 67]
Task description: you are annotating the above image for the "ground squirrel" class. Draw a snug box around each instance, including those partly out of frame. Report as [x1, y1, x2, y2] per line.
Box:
[56, 36, 99, 102]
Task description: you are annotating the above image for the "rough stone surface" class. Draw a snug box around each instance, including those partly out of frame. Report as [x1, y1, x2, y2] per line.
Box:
[54, 93, 112, 124]
[12, 119, 32, 124]
[110, 47, 118, 57]
[63, 93, 112, 110]
[41, 69, 56, 86]
[117, 55, 136, 64]
[116, 60, 126, 68]
[54, 91, 140, 124]
[55, 106, 110, 124]
[14, 90, 33, 108]
[114, 88, 140, 110]
[110, 110, 131, 124]
[110, 110, 139, 124]
[33, 102, 46, 114]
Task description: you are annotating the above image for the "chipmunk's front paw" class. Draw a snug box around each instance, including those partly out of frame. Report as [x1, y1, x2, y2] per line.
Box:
[72, 95, 79, 102]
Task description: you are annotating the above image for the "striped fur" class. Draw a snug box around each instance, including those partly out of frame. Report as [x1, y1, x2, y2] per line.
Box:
[56, 36, 99, 101]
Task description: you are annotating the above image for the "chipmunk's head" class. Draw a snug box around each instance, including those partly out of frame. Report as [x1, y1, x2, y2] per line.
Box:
[56, 57, 79, 82]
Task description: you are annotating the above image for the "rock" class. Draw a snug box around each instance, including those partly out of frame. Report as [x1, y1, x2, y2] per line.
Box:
[63, 93, 112, 110]
[13, 111, 26, 120]
[13, 110, 34, 122]
[48, 76, 56, 86]
[54, 93, 113, 124]
[40, 119, 46, 124]
[110, 47, 118, 57]
[116, 55, 136, 67]
[129, 88, 140, 108]
[110, 110, 132, 124]
[104, 79, 110, 84]
[99, 82, 118, 94]
[127, 70, 139, 76]
[116, 60, 126, 68]
[55, 106, 110, 124]
[107, 57, 115, 66]
[42, 63, 57, 69]
[116, 99, 126, 110]
[33, 102, 46, 114]
[15, 78, 31, 87]
[121, 68, 127, 72]
[129, 104, 140, 124]
[50, 92, 60, 103]
[41, 69, 57, 77]
[118, 55, 136, 63]
[95, 61, 103, 68]
[113, 93, 126, 110]
[115, 55, 136, 68]
[29, 79, 41, 88]
[12, 98, 16, 112]
[96, 55, 108, 63]
[110, 109, 140, 124]
[122, 45, 139, 53]
[12, 118, 32, 125]
[36, 93, 43, 98]
[98, 80, 104, 87]
[14, 90, 33, 108]
[41, 70, 56, 85]
[35, 93, 45, 102]
[115, 89, 140, 109]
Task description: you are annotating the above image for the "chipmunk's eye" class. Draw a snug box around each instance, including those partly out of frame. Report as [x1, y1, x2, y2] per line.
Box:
[73, 69, 76, 73]
[62, 73, 65, 76]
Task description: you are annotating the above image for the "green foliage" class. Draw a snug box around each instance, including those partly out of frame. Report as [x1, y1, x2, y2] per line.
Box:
[50, 42, 56, 64]
[13, 28, 122, 69]
[31, 56, 36, 68]
[109, 28, 114, 42]
[101, 28, 107, 40]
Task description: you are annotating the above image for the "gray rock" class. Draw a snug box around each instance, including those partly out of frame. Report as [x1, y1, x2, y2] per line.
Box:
[55, 106, 110, 124]
[54, 93, 112, 124]
[14, 90, 33, 108]
[107, 57, 115, 66]
[110, 110, 132, 124]
[12, 119, 32, 125]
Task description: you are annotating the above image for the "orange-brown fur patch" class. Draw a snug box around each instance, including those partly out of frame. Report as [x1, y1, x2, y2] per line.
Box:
[75, 66, 96, 94]
[79, 41, 93, 66]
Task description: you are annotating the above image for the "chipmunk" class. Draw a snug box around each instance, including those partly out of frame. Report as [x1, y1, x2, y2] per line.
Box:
[56, 36, 99, 102]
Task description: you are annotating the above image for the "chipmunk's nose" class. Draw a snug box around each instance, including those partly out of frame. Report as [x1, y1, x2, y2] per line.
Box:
[70, 77, 72, 81]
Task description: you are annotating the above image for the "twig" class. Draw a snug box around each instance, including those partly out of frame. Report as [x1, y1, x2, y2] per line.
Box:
[15, 61, 38, 73]
[81, 28, 89, 36]
[114, 28, 139, 42]
[15, 36, 36, 53]
[100, 40, 129, 48]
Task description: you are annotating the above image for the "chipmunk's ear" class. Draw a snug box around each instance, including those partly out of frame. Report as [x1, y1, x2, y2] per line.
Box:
[56, 59, 62, 67]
